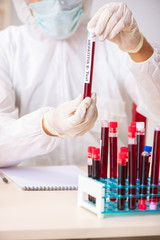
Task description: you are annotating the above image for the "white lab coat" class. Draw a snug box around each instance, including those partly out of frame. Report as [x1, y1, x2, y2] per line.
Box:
[0, 0, 159, 167]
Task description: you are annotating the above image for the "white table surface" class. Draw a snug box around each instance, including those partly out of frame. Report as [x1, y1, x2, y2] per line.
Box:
[0, 166, 160, 240]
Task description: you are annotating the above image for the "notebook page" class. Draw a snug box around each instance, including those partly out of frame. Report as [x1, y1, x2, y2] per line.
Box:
[0, 165, 86, 190]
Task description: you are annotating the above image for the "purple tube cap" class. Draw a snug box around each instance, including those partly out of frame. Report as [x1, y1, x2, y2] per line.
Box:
[149, 201, 157, 210]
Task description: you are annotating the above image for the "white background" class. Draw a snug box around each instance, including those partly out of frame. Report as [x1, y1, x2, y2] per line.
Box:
[10, 0, 160, 44]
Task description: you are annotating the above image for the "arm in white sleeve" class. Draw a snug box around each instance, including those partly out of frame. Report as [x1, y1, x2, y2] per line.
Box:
[0, 29, 61, 167]
[0, 80, 60, 168]
[124, 44, 160, 122]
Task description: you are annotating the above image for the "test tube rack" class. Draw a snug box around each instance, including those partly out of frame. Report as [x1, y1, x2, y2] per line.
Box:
[78, 175, 160, 218]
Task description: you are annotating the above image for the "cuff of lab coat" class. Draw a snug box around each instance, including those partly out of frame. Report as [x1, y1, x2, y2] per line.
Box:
[128, 43, 160, 66]
[39, 107, 61, 151]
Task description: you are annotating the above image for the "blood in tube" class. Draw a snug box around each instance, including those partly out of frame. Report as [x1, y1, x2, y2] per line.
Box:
[149, 125, 160, 210]
[117, 152, 126, 210]
[100, 120, 109, 178]
[128, 125, 137, 210]
[83, 30, 96, 98]
[136, 122, 145, 180]
[109, 122, 118, 201]
[120, 147, 128, 178]
[138, 146, 152, 210]
[87, 146, 95, 201]
[92, 148, 100, 204]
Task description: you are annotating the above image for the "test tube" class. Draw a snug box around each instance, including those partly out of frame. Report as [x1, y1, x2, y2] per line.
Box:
[138, 146, 152, 210]
[136, 122, 145, 180]
[109, 122, 118, 201]
[117, 152, 127, 210]
[92, 148, 100, 180]
[128, 125, 137, 210]
[149, 125, 160, 210]
[100, 120, 109, 179]
[120, 147, 128, 178]
[87, 146, 95, 201]
[92, 148, 100, 204]
[83, 29, 96, 98]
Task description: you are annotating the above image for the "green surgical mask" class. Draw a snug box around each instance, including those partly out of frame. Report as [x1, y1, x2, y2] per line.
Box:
[29, 0, 83, 40]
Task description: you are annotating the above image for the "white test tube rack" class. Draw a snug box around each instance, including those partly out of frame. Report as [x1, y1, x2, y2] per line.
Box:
[78, 175, 105, 218]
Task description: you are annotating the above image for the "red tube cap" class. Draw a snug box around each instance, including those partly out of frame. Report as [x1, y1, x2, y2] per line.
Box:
[128, 126, 136, 138]
[109, 122, 117, 133]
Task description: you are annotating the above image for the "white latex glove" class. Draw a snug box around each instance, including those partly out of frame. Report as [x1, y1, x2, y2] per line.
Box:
[43, 93, 98, 138]
[88, 2, 143, 53]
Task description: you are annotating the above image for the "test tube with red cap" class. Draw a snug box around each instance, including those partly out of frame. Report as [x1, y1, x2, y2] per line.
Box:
[128, 125, 137, 210]
[109, 122, 118, 201]
[92, 148, 100, 180]
[149, 125, 160, 210]
[100, 120, 109, 179]
[92, 148, 100, 204]
[117, 152, 127, 210]
[138, 146, 152, 210]
[136, 122, 145, 180]
[83, 29, 96, 99]
[120, 147, 128, 178]
[87, 146, 95, 201]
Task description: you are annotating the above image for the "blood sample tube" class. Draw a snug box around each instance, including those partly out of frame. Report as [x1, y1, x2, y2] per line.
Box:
[92, 148, 100, 204]
[92, 148, 100, 180]
[128, 125, 137, 210]
[100, 120, 109, 179]
[138, 146, 152, 210]
[120, 147, 128, 178]
[109, 122, 118, 201]
[83, 29, 96, 98]
[87, 146, 95, 201]
[136, 122, 145, 180]
[118, 152, 127, 210]
[149, 125, 160, 210]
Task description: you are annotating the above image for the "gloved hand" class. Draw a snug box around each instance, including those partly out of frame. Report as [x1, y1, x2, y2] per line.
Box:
[88, 2, 143, 53]
[43, 93, 98, 137]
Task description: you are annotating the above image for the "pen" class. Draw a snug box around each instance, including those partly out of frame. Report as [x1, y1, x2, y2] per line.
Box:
[0, 174, 8, 183]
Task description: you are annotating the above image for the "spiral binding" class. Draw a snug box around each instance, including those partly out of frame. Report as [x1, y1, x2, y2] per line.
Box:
[23, 186, 78, 191]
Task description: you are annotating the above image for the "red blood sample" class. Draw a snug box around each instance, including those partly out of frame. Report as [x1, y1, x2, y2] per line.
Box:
[87, 146, 95, 202]
[136, 122, 145, 180]
[138, 146, 152, 210]
[83, 30, 96, 98]
[149, 127, 160, 210]
[109, 122, 118, 201]
[118, 152, 126, 210]
[120, 147, 128, 178]
[92, 148, 100, 204]
[100, 121, 109, 178]
[128, 125, 137, 210]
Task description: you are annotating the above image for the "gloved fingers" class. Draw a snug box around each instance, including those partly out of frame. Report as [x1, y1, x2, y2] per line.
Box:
[107, 17, 126, 40]
[84, 92, 97, 122]
[62, 94, 83, 116]
[87, 5, 107, 31]
[69, 97, 91, 125]
[99, 4, 124, 41]
[95, 3, 117, 36]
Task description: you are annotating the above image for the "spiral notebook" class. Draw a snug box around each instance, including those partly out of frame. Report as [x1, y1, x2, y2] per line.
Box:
[0, 165, 86, 191]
